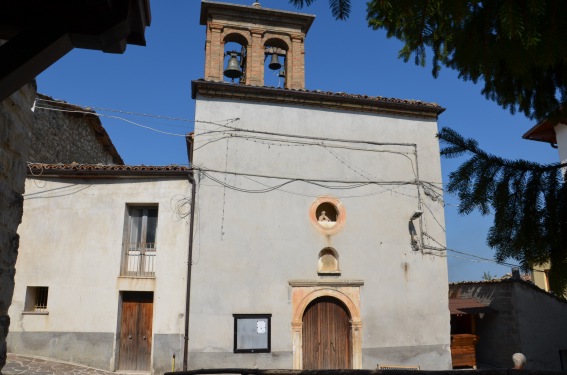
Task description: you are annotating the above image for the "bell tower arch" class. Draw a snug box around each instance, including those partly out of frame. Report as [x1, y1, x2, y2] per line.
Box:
[200, 0, 314, 89]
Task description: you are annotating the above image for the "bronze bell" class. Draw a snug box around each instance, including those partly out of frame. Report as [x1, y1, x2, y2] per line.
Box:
[224, 52, 243, 79]
[268, 53, 282, 70]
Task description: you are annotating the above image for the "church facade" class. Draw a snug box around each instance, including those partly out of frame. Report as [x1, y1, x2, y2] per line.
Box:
[187, 1, 451, 370]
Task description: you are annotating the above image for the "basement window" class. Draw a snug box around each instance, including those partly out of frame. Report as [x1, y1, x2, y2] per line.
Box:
[23, 286, 49, 314]
[233, 314, 271, 353]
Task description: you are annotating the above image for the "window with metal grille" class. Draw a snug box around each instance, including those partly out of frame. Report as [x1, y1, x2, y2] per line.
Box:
[121, 205, 158, 277]
[24, 286, 48, 313]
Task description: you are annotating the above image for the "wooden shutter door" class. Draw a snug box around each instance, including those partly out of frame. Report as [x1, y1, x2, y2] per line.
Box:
[302, 297, 352, 369]
[119, 292, 153, 371]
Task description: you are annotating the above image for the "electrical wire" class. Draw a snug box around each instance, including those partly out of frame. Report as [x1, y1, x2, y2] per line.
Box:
[33, 103, 239, 137]
[35, 97, 239, 127]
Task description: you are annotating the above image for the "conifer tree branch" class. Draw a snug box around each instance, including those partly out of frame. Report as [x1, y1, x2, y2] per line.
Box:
[438, 127, 567, 297]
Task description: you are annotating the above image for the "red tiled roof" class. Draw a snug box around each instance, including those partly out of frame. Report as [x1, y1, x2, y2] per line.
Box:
[27, 163, 190, 177]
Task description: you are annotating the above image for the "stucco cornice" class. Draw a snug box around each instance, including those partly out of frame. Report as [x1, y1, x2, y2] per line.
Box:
[288, 279, 364, 287]
[192, 80, 445, 120]
[200, 1, 315, 34]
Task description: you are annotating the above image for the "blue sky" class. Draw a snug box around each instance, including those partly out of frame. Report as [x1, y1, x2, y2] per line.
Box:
[36, 0, 559, 282]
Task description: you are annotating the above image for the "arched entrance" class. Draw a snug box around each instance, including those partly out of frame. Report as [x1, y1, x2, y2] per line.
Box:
[302, 297, 352, 369]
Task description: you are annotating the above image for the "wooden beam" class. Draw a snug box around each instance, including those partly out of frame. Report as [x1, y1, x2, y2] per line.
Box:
[0, 28, 73, 102]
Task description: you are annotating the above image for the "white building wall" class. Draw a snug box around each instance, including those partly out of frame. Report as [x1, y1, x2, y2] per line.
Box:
[190, 97, 450, 369]
[8, 177, 191, 373]
[554, 123, 567, 163]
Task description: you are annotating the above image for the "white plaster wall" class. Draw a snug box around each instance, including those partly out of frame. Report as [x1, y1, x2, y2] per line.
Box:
[190, 97, 450, 368]
[554, 123, 567, 163]
[9, 177, 190, 336]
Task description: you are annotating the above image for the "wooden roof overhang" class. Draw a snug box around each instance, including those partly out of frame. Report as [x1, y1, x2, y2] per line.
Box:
[449, 298, 494, 315]
[0, 0, 151, 102]
[523, 117, 563, 145]
[191, 80, 445, 120]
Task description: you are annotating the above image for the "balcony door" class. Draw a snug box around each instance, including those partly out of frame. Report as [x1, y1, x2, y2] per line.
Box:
[122, 206, 158, 276]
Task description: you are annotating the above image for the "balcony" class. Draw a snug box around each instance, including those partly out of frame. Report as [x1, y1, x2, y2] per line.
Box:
[120, 242, 156, 277]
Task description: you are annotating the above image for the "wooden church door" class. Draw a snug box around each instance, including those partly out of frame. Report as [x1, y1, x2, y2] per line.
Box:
[118, 292, 153, 371]
[302, 297, 352, 369]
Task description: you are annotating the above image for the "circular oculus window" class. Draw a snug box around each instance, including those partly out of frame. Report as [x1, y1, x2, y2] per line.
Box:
[309, 196, 346, 234]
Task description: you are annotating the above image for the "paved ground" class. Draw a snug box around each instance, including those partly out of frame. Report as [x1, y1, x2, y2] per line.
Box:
[2, 354, 116, 375]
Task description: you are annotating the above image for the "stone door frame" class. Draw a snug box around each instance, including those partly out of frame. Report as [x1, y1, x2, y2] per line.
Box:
[289, 280, 363, 369]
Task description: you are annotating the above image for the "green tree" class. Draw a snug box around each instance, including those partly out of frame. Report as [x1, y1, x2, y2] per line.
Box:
[289, 0, 567, 121]
[289, 0, 351, 20]
[438, 127, 567, 296]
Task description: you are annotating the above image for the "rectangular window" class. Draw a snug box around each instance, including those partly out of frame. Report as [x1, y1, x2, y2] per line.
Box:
[121, 205, 158, 277]
[24, 286, 49, 314]
[233, 314, 271, 353]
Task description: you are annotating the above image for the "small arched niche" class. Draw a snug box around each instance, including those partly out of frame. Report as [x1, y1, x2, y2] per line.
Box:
[223, 33, 249, 83]
[264, 37, 288, 87]
[318, 247, 340, 275]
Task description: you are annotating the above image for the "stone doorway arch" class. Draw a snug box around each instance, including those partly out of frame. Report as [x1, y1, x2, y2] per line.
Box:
[289, 280, 363, 369]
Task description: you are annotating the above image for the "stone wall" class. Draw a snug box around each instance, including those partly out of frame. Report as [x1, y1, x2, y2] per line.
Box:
[450, 280, 567, 370]
[30, 94, 123, 165]
[0, 81, 36, 371]
[450, 281, 519, 368]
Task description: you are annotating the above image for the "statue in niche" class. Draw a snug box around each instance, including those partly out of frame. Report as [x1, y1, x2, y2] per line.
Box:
[317, 210, 335, 228]
[318, 211, 331, 222]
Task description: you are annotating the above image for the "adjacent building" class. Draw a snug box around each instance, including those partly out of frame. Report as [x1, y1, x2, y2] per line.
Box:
[450, 279, 567, 371]
[7, 164, 191, 374]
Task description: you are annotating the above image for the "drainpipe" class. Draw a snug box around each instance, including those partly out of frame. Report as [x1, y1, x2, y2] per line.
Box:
[183, 171, 196, 371]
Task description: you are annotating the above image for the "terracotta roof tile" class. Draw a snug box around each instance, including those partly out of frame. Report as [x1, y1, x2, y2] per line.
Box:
[27, 163, 190, 177]
[191, 79, 444, 117]
[28, 163, 189, 172]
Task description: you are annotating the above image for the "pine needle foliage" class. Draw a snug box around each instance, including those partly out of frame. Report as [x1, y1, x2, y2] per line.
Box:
[288, 0, 351, 20]
[290, 0, 567, 121]
[439, 127, 567, 296]
[366, 0, 567, 121]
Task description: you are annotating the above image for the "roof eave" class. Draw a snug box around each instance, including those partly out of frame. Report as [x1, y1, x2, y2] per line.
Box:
[199, 0, 315, 33]
[522, 117, 557, 144]
[191, 80, 445, 120]
[27, 165, 192, 179]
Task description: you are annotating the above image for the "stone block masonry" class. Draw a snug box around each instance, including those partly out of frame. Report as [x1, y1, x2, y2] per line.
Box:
[30, 94, 123, 165]
[0, 81, 36, 372]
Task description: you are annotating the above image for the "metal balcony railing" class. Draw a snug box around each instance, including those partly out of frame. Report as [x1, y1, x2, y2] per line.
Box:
[120, 242, 156, 277]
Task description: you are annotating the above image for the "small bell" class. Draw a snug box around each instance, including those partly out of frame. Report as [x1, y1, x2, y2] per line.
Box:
[224, 52, 243, 80]
[268, 53, 282, 70]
